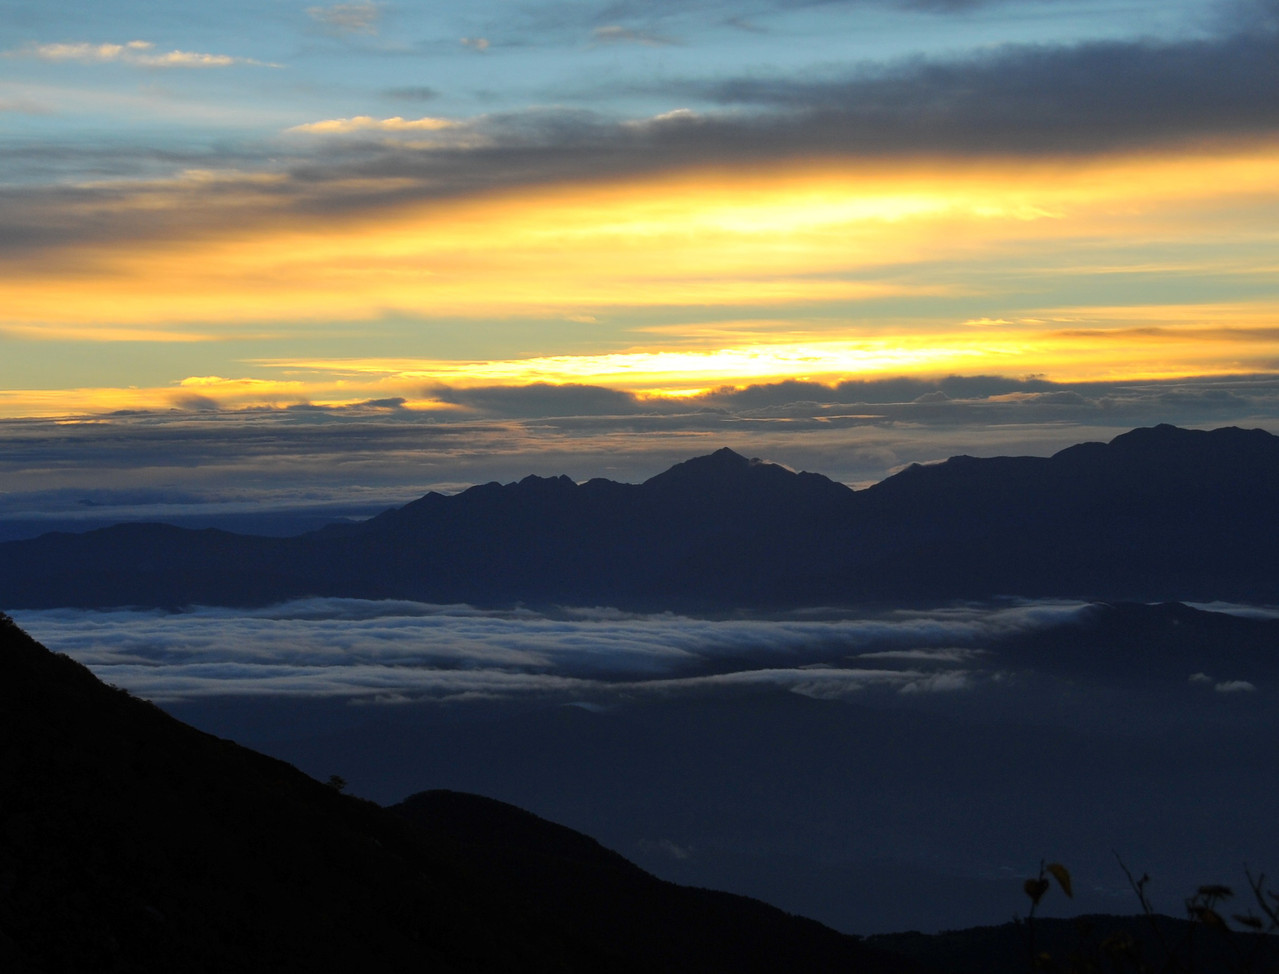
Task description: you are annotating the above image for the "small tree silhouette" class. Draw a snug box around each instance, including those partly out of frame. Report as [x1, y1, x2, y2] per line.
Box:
[1021, 857, 1279, 973]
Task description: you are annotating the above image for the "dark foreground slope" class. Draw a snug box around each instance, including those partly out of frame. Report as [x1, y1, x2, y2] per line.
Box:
[392, 790, 914, 974]
[2, 424, 1277, 610]
[0, 613, 910, 974]
[870, 913, 1279, 974]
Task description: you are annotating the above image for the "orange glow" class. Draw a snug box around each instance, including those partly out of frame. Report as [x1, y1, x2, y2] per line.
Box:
[3, 144, 1278, 331]
[1, 316, 1276, 419]
[262, 318, 1279, 393]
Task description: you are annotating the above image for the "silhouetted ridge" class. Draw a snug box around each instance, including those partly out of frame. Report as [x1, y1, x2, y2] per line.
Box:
[397, 790, 635, 870]
[392, 790, 922, 974]
[1, 425, 1277, 609]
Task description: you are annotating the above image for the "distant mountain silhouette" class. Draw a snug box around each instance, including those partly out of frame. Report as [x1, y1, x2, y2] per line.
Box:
[992, 599, 1279, 685]
[849, 424, 1279, 603]
[0, 612, 914, 973]
[2, 424, 1276, 610]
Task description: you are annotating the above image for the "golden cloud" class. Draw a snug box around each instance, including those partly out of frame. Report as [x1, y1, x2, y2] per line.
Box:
[287, 115, 458, 135]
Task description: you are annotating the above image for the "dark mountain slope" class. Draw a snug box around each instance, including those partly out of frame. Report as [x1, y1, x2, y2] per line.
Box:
[0, 612, 536, 973]
[1, 425, 1276, 610]
[0, 613, 912, 973]
[394, 790, 919, 974]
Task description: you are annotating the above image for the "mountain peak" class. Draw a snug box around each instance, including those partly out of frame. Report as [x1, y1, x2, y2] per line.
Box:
[689, 446, 753, 469]
[515, 473, 577, 490]
[643, 447, 782, 487]
[637, 449, 850, 523]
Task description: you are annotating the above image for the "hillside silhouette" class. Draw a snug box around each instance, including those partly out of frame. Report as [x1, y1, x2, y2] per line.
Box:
[0, 612, 915, 973]
[1, 424, 1276, 609]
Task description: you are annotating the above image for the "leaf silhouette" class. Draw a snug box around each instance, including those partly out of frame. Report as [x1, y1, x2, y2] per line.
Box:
[1046, 862, 1073, 898]
[1025, 878, 1051, 905]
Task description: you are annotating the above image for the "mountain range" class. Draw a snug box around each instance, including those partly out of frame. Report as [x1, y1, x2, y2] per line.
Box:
[2, 423, 1277, 610]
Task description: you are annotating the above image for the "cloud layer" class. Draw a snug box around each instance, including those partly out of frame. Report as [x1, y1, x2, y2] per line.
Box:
[10, 598, 1093, 703]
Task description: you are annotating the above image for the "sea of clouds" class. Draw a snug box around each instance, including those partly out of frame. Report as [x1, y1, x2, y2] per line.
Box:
[10, 597, 1095, 705]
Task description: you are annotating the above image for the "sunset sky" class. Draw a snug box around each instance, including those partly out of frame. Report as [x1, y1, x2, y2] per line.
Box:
[3, 0, 1279, 528]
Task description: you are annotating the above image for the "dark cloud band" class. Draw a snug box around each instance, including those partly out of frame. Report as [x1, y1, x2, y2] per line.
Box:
[4, 10, 1276, 255]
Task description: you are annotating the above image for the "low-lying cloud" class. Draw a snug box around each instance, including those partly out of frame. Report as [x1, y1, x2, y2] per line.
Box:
[9, 598, 1092, 704]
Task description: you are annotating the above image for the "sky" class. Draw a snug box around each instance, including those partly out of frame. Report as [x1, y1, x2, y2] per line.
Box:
[4, 0, 1279, 526]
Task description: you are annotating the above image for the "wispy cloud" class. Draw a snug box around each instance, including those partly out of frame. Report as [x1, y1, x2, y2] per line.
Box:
[307, 2, 382, 35]
[1214, 679, 1257, 693]
[6, 40, 277, 69]
[591, 25, 680, 46]
[0, 95, 53, 115]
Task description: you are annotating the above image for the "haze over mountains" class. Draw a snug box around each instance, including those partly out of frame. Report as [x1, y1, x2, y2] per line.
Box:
[3, 423, 1277, 610]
